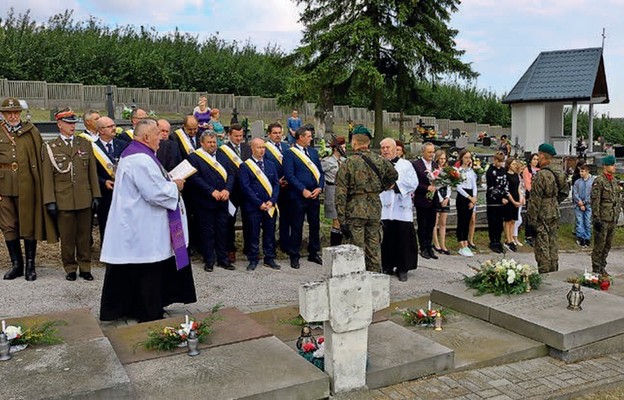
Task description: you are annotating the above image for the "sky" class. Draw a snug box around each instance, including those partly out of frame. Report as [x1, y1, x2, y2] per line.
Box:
[4, 0, 624, 117]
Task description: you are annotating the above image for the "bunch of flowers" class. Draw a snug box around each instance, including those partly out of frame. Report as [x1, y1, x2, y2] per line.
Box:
[298, 336, 325, 371]
[426, 166, 465, 199]
[417, 126, 438, 140]
[478, 131, 487, 141]
[464, 258, 542, 296]
[396, 307, 449, 327]
[567, 271, 612, 291]
[138, 304, 222, 351]
[472, 157, 489, 182]
[2, 320, 65, 350]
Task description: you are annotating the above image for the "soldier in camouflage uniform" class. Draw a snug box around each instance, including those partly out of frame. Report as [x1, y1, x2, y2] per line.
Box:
[591, 155, 622, 275]
[335, 126, 398, 272]
[527, 143, 569, 273]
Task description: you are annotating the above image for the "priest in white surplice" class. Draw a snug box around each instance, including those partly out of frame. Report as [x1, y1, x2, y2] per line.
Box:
[379, 138, 419, 282]
[99, 119, 196, 323]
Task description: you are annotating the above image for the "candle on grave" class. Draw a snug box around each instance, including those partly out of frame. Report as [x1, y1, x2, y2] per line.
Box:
[428, 300, 432, 311]
[1, 320, 5, 333]
[185, 315, 189, 327]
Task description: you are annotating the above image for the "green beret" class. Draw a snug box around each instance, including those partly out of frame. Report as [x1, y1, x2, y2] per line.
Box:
[538, 143, 556, 156]
[352, 125, 372, 139]
[602, 155, 616, 166]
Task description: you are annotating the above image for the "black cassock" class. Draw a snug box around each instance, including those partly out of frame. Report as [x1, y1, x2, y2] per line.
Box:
[381, 220, 419, 275]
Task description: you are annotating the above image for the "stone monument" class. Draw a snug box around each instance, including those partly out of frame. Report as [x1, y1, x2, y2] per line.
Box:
[299, 245, 390, 394]
[250, 120, 265, 139]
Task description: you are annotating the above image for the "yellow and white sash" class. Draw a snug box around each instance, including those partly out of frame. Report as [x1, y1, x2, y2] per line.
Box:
[123, 129, 134, 140]
[78, 132, 97, 142]
[194, 149, 227, 181]
[92, 141, 115, 178]
[175, 129, 195, 155]
[290, 147, 320, 184]
[219, 144, 243, 168]
[244, 159, 277, 217]
[265, 141, 283, 165]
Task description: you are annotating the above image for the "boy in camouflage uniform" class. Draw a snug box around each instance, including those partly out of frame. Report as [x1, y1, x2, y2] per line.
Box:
[527, 143, 569, 273]
[335, 126, 398, 272]
[591, 155, 622, 275]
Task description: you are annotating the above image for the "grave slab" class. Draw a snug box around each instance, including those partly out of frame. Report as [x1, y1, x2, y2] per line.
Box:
[0, 309, 132, 400]
[430, 273, 624, 355]
[125, 336, 329, 400]
[104, 307, 272, 364]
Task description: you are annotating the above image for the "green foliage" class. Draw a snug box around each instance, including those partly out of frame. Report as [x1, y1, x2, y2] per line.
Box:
[10, 320, 66, 346]
[464, 258, 542, 296]
[563, 108, 624, 145]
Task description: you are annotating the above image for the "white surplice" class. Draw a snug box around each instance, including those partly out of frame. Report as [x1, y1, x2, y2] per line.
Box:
[100, 153, 188, 264]
[380, 158, 419, 222]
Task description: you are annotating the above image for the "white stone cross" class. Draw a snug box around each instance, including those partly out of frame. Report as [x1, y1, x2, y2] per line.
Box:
[299, 245, 390, 394]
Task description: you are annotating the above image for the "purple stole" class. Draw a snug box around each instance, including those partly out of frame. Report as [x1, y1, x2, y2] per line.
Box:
[121, 141, 189, 270]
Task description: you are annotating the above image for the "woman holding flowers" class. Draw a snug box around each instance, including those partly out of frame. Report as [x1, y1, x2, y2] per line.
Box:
[455, 150, 478, 256]
[432, 150, 451, 255]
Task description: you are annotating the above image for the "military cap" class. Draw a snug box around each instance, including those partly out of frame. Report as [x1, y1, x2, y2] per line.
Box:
[0, 97, 23, 112]
[352, 125, 372, 139]
[602, 155, 616, 166]
[538, 143, 556, 156]
[54, 107, 79, 123]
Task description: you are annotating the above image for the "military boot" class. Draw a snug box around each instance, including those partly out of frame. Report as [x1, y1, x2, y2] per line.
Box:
[3, 240, 24, 280]
[24, 239, 37, 281]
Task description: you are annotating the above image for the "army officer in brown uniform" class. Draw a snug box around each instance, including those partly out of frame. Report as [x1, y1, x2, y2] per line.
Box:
[42, 108, 101, 281]
[0, 97, 57, 281]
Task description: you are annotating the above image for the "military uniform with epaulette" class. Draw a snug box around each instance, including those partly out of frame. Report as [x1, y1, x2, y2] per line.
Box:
[335, 128, 397, 272]
[0, 97, 57, 281]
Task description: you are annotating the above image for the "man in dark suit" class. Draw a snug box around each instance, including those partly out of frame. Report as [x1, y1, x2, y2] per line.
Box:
[412, 142, 439, 260]
[283, 126, 325, 269]
[217, 123, 251, 263]
[156, 119, 182, 172]
[187, 132, 236, 272]
[117, 108, 147, 142]
[170, 115, 201, 160]
[263, 122, 291, 252]
[239, 138, 281, 271]
[93, 116, 128, 243]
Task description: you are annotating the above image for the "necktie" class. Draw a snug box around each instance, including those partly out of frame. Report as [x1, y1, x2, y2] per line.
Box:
[235, 145, 241, 157]
[304, 147, 309, 157]
[106, 143, 114, 159]
[276, 143, 282, 154]
[65, 139, 72, 147]
[258, 160, 264, 172]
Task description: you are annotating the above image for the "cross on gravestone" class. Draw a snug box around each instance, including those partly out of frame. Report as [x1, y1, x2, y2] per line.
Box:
[299, 245, 390, 394]
[391, 111, 411, 143]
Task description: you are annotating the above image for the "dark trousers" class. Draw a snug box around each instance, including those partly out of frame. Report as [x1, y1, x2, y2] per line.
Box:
[415, 206, 436, 251]
[197, 206, 228, 265]
[58, 208, 92, 273]
[288, 197, 320, 258]
[456, 190, 473, 242]
[277, 188, 291, 251]
[97, 193, 112, 242]
[487, 203, 504, 245]
[243, 209, 277, 262]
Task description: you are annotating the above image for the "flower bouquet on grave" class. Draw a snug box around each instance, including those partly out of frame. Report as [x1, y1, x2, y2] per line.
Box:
[137, 304, 222, 351]
[567, 271, 612, 291]
[395, 307, 449, 328]
[1, 319, 66, 353]
[464, 258, 542, 296]
[298, 336, 325, 371]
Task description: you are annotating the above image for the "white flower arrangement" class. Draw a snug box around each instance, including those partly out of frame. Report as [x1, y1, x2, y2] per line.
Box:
[465, 258, 541, 296]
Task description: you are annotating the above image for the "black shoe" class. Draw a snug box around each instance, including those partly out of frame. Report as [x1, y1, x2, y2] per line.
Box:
[290, 256, 300, 269]
[218, 262, 236, 271]
[308, 254, 323, 265]
[507, 242, 517, 252]
[397, 272, 408, 282]
[489, 243, 503, 254]
[420, 250, 431, 260]
[246, 262, 258, 271]
[204, 262, 214, 272]
[264, 260, 281, 270]
[428, 249, 439, 260]
[440, 249, 451, 255]
[79, 272, 94, 281]
[433, 247, 443, 253]
[468, 243, 478, 251]
[66, 272, 77, 281]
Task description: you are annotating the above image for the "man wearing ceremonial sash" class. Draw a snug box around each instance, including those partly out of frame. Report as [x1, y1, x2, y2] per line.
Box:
[78, 110, 100, 142]
[218, 123, 251, 263]
[156, 119, 182, 172]
[117, 108, 147, 142]
[42, 108, 101, 281]
[93, 116, 128, 242]
[283, 126, 325, 269]
[187, 132, 236, 272]
[170, 115, 200, 160]
[100, 119, 196, 323]
[264, 122, 291, 252]
[239, 138, 281, 271]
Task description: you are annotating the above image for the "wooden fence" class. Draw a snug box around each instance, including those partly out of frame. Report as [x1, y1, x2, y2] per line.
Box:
[0, 78, 510, 138]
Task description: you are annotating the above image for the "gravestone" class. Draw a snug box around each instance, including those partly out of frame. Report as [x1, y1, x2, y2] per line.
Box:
[299, 245, 390, 394]
[455, 135, 468, 149]
[250, 120, 265, 139]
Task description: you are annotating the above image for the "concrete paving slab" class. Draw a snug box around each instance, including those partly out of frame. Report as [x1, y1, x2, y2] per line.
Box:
[104, 307, 272, 364]
[125, 336, 329, 400]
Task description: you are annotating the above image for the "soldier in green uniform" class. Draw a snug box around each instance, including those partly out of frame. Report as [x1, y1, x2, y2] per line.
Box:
[591, 155, 622, 275]
[42, 108, 101, 281]
[527, 143, 569, 273]
[0, 97, 57, 281]
[335, 126, 398, 272]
